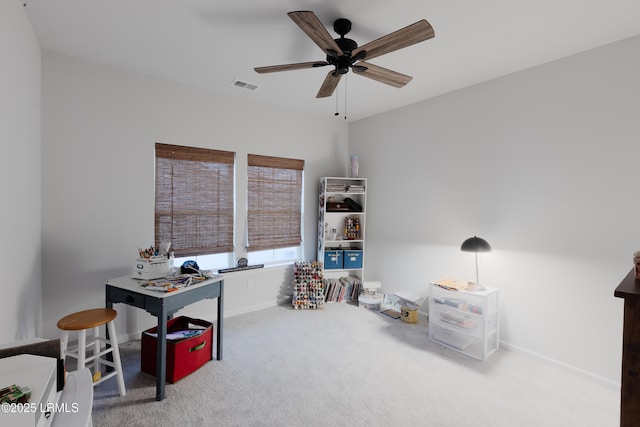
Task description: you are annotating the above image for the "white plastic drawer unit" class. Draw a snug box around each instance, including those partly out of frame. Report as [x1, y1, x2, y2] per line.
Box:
[428, 282, 500, 361]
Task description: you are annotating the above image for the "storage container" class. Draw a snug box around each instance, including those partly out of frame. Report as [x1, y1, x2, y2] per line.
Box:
[343, 249, 363, 269]
[141, 316, 213, 383]
[324, 249, 343, 269]
[428, 282, 499, 360]
[132, 257, 170, 280]
[358, 294, 382, 310]
[401, 306, 418, 323]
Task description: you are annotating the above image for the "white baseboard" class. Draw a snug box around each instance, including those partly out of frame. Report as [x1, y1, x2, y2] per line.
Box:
[223, 300, 280, 319]
[499, 341, 621, 391]
[421, 310, 620, 391]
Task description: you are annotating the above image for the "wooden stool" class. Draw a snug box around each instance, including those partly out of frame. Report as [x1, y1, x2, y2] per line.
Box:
[57, 308, 126, 397]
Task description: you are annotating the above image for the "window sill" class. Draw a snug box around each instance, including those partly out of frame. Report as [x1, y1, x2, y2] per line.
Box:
[216, 261, 296, 277]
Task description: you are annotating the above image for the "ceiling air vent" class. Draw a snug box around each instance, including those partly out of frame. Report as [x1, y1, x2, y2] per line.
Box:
[231, 79, 259, 91]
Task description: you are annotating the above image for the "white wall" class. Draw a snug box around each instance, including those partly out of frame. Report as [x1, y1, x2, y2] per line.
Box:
[41, 51, 348, 340]
[349, 35, 640, 386]
[0, 1, 42, 343]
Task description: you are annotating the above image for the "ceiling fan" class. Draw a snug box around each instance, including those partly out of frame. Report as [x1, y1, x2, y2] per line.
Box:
[254, 11, 435, 98]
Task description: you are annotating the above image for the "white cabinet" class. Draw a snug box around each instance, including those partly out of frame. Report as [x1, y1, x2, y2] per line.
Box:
[0, 354, 60, 427]
[428, 282, 499, 360]
[317, 177, 366, 288]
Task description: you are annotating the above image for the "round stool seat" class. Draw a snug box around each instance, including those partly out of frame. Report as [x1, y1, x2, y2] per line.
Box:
[57, 308, 117, 331]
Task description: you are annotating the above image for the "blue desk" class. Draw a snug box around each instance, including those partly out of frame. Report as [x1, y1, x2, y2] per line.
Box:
[105, 275, 224, 401]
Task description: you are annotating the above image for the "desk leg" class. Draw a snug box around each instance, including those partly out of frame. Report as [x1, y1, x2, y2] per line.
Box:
[105, 294, 114, 372]
[156, 307, 168, 401]
[217, 281, 224, 360]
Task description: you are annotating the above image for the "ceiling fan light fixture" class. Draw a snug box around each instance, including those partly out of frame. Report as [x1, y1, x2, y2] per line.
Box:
[338, 57, 351, 73]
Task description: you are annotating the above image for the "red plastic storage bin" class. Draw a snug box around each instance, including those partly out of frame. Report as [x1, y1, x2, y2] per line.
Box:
[141, 316, 213, 383]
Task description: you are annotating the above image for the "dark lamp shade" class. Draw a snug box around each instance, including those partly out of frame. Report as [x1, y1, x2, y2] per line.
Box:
[461, 236, 491, 253]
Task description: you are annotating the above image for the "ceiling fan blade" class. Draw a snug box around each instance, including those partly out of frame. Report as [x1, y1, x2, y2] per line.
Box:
[288, 11, 344, 56]
[353, 62, 412, 88]
[316, 71, 342, 98]
[254, 61, 329, 74]
[351, 20, 434, 62]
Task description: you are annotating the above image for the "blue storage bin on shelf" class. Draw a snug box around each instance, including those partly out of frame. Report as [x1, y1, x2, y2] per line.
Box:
[324, 249, 343, 269]
[343, 249, 363, 269]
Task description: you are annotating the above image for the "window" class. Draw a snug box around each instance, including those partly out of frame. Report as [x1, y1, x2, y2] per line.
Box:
[247, 154, 304, 263]
[155, 143, 235, 260]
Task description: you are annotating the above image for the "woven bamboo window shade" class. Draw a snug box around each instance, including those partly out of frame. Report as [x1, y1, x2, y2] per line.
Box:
[155, 143, 235, 257]
[247, 154, 304, 252]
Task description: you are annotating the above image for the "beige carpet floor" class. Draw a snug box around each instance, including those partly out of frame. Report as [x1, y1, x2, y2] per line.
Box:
[90, 302, 619, 427]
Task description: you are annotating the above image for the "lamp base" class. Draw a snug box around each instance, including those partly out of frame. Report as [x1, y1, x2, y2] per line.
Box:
[466, 281, 485, 292]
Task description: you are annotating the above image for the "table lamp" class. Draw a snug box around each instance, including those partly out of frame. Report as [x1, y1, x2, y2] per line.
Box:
[461, 236, 491, 290]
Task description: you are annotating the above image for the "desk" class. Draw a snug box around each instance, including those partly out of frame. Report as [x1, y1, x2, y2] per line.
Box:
[105, 275, 224, 401]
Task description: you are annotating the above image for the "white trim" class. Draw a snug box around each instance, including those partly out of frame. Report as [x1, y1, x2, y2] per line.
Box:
[499, 341, 621, 391]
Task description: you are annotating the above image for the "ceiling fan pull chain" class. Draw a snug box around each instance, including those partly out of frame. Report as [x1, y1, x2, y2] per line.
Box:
[344, 75, 348, 120]
[335, 82, 340, 116]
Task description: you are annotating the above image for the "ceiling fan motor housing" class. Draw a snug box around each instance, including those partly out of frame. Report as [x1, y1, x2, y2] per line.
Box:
[327, 42, 357, 74]
[335, 37, 358, 54]
[327, 18, 360, 74]
[333, 18, 351, 36]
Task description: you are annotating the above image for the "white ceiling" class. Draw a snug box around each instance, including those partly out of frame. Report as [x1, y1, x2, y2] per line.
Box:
[23, 0, 640, 122]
